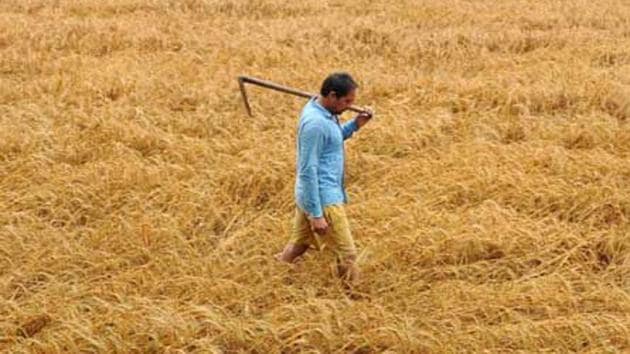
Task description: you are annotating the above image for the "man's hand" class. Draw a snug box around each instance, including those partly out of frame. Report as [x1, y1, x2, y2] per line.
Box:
[310, 217, 329, 235]
[355, 107, 374, 129]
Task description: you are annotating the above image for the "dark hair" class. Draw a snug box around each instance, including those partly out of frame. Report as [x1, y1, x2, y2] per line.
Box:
[320, 72, 358, 98]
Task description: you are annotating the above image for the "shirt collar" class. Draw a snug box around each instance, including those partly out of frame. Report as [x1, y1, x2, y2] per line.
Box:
[310, 97, 337, 121]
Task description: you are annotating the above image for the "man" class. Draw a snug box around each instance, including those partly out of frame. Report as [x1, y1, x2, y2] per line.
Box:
[276, 72, 373, 286]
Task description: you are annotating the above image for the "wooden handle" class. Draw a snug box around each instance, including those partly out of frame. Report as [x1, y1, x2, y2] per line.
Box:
[238, 75, 367, 115]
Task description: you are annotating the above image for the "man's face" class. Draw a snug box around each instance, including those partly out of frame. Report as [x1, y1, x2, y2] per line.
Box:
[330, 89, 356, 114]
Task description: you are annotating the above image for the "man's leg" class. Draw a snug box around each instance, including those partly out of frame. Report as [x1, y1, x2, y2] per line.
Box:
[277, 243, 310, 263]
[324, 205, 359, 286]
[276, 207, 314, 264]
[337, 254, 359, 283]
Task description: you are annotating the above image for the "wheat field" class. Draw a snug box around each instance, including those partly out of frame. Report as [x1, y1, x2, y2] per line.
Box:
[1, 0, 629, 352]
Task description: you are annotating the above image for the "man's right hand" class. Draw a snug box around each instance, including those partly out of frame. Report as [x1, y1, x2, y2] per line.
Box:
[310, 217, 329, 235]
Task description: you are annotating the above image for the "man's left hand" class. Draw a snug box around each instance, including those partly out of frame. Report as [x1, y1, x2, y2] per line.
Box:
[355, 107, 374, 129]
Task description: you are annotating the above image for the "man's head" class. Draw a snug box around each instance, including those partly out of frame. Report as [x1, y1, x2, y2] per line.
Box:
[319, 72, 358, 114]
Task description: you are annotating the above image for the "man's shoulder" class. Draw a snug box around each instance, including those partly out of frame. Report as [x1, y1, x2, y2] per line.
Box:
[300, 110, 323, 122]
[300, 107, 326, 125]
[299, 113, 326, 132]
[300, 99, 328, 118]
[298, 111, 332, 139]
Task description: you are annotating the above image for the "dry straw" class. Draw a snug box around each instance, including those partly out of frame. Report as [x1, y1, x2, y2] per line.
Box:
[1, 0, 629, 352]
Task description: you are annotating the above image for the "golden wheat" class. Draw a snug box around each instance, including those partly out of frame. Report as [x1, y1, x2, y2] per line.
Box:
[1, 0, 629, 352]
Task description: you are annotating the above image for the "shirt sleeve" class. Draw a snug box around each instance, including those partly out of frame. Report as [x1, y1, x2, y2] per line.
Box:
[298, 119, 326, 218]
[341, 118, 359, 140]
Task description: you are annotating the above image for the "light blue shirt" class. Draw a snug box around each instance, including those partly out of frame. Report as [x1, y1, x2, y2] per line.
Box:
[295, 97, 359, 218]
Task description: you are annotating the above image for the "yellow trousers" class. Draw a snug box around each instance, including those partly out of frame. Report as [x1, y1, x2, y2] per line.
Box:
[290, 204, 357, 260]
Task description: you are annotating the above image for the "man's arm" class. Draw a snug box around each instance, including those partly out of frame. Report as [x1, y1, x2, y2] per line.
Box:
[342, 109, 373, 140]
[341, 119, 359, 140]
[298, 119, 325, 218]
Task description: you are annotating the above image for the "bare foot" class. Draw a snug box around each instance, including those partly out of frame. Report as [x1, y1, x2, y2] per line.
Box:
[275, 244, 309, 264]
[275, 252, 299, 264]
[343, 286, 370, 301]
